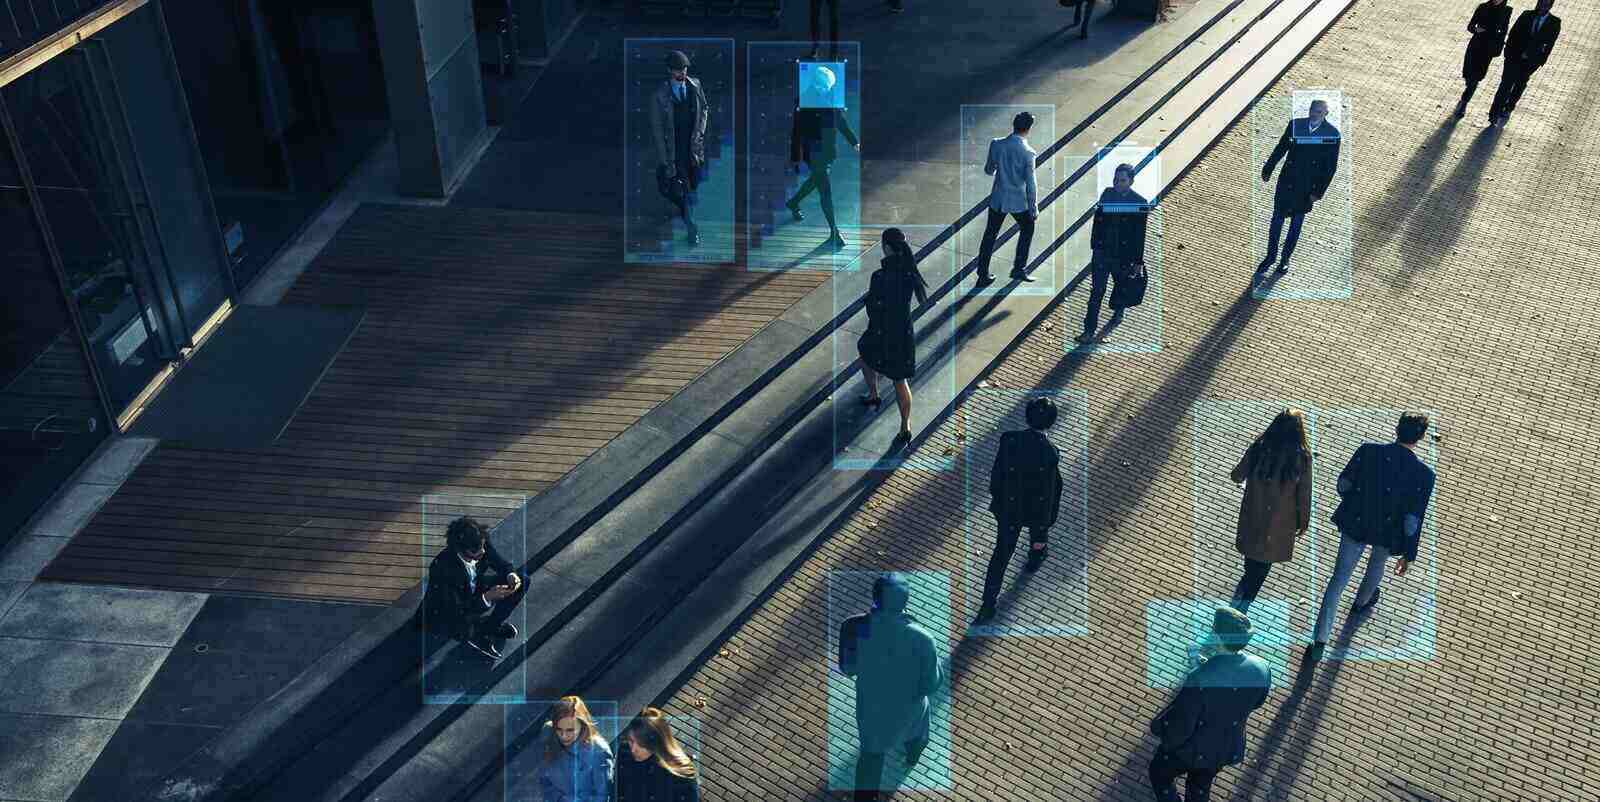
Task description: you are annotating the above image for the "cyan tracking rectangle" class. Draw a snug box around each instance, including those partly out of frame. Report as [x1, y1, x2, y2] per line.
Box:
[623, 39, 737, 265]
[960, 104, 1059, 296]
[825, 570, 953, 793]
[1187, 401, 1323, 627]
[1249, 91, 1354, 300]
[747, 42, 864, 272]
[503, 699, 622, 802]
[1062, 156, 1166, 354]
[831, 225, 959, 471]
[960, 388, 1090, 637]
[1144, 598, 1293, 689]
[1306, 407, 1440, 661]
[419, 493, 528, 705]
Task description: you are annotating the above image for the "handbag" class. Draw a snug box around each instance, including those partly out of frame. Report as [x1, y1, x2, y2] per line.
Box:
[1110, 263, 1149, 309]
[656, 164, 688, 204]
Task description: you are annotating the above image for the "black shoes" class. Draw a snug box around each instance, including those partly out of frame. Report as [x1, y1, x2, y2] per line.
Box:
[1274, 261, 1289, 274]
[785, 199, 805, 221]
[974, 273, 997, 288]
[1255, 256, 1276, 274]
[466, 637, 503, 661]
[972, 604, 996, 626]
[891, 429, 912, 447]
[860, 394, 883, 409]
[1351, 587, 1381, 617]
[1010, 269, 1034, 283]
[1303, 641, 1327, 664]
[825, 231, 846, 251]
[1024, 548, 1047, 572]
[495, 622, 518, 641]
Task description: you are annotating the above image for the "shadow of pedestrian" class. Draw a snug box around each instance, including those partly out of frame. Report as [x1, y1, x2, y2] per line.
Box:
[1353, 119, 1461, 260]
[1386, 124, 1502, 293]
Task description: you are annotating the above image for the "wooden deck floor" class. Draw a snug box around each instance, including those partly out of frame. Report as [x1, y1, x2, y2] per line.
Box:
[39, 205, 834, 603]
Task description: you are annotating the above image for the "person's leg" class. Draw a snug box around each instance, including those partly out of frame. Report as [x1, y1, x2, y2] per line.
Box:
[1504, 64, 1533, 113]
[861, 363, 880, 401]
[1147, 749, 1185, 802]
[1024, 525, 1048, 570]
[1458, 78, 1479, 112]
[976, 207, 1006, 278]
[1231, 558, 1272, 612]
[1352, 542, 1391, 608]
[892, 379, 912, 435]
[1263, 211, 1286, 265]
[1080, 261, 1111, 335]
[1078, 0, 1094, 37]
[1278, 212, 1305, 265]
[815, 166, 840, 238]
[980, 518, 1024, 610]
[1010, 211, 1036, 275]
[1489, 65, 1517, 117]
[788, 171, 819, 207]
[854, 750, 886, 800]
[1184, 767, 1220, 802]
[1313, 531, 1369, 644]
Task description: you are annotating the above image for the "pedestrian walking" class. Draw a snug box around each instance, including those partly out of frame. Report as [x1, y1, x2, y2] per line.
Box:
[1307, 413, 1438, 662]
[1489, 0, 1560, 125]
[1256, 99, 1339, 275]
[1456, 0, 1513, 119]
[615, 707, 700, 802]
[533, 696, 614, 802]
[1227, 409, 1313, 613]
[972, 396, 1065, 626]
[1149, 606, 1273, 802]
[858, 228, 929, 446]
[975, 111, 1040, 287]
[786, 65, 860, 252]
[839, 573, 945, 801]
[650, 50, 709, 246]
[1061, 0, 1097, 39]
[422, 516, 526, 661]
[1076, 163, 1150, 345]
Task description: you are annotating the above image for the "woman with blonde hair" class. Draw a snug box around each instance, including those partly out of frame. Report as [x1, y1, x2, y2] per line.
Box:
[615, 706, 700, 801]
[1228, 408, 1313, 612]
[534, 696, 614, 802]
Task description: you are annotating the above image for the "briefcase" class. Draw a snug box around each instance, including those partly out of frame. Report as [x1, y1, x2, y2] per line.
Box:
[656, 164, 688, 204]
[1110, 264, 1148, 309]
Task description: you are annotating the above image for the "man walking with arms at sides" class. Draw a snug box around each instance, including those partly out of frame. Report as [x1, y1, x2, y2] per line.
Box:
[974, 112, 1040, 288]
[1257, 98, 1339, 276]
[1489, 0, 1560, 125]
[650, 50, 709, 246]
[839, 573, 945, 801]
[1307, 412, 1438, 662]
[973, 396, 1064, 626]
[1149, 606, 1273, 802]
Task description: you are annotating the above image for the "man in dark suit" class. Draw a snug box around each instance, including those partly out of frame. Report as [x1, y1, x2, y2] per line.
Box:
[786, 66, 859, 252]
[650, 50, 709, 246]
[423, 516, 526, 660]
[1076, 163, 1150, 345]
[1308, 412, 1438, 661]
[1490, 0, 1560, 125]
[973, 396, 1065, 626]
[1257, 99, 1340, 275]
[1149, 606, 1273, 802]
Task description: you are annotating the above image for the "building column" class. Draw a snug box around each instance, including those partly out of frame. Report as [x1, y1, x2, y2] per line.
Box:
[372, 0, 488, 197]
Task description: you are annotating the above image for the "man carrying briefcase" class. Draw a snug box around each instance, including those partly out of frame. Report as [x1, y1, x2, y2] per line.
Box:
[1078, 163, 1151, 344]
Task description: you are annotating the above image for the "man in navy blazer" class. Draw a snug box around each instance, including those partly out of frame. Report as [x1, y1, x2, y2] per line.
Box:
[1149, 606, 1272, 802]
[1490, 0, 1561, 125]
[1258, 99, 1339, 275]
[973, 397, 1065, 626]
[422, 516, 525, 660]
[1308, 413, 1438, 660]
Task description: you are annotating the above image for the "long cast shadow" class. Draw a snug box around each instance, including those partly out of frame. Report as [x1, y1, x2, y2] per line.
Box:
[1386, 124, 1502, 293]
[1352, 119, 1460, 258]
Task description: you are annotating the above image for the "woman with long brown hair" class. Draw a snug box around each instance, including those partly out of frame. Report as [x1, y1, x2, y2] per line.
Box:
[615, 707, 699, 802]
[533, 696, 613, 802]
[1228, 409, 1313, 612]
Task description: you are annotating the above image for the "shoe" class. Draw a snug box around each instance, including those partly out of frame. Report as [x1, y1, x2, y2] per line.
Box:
[465, 637, 503, 660]
[972, 604, 996, 626]
[785, 199, 805, 221]
[1453, 102, 1467, 119]
[1351, 587, 1381, 617]
[1079, 30, 1088, 39]
[494, 623, 518, 641]
[974, 273, 996, 288]
[1303, 641, 1327, 664]
[1108, 309, 1124, 324]
[1273, 261, 1289, 274]
[825, 232, 846, 251]
[1074, 332, 1095, 345]
[1010, 269, 1034, 283]
[860, 394, 883, 408]
[1255, 256, 1275, 274]
[1024, 548, 1047, 572]
[892, 429, 912, 446]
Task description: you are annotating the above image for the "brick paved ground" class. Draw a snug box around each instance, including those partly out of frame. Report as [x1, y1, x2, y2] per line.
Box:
[665, 0, 1600, 799]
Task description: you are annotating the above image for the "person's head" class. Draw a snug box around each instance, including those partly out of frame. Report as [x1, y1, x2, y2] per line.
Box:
[623, 707, 698, 778]
[1395, 412, 1430, 445]
[543, 696, 600, 763]
[871, 573, 911, 614]
[1013, 111, 1034, 135]
[1024, 397, 1059, 431]
[666, 50, 690, 82]
[1308, 99, 1329, 125]
[1212, 606, 1253, 652]
[882, 227, 910, 259]
[446, 516, 490, 563]
[1535, 0, 1553, 13]
[1112, 163, 1135, 191]
[810, 64, 837, 96]
[1251, 408, 1310, 482]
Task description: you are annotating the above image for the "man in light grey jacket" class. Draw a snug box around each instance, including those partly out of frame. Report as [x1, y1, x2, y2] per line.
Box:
[975, 112, 1040, 287]
[649, 50, 709, 245]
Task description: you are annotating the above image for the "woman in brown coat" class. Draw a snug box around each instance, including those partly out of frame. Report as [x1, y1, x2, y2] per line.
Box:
[1228, 409, 1313, 612]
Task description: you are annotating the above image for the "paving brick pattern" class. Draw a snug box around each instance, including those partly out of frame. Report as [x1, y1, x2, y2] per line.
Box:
[665, 1, 1600, 798]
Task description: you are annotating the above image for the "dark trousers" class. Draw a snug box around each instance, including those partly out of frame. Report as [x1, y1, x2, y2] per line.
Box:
[1081, 257, 1127, 334]
[854, 738, 927, 801]
[1231, 558, 1272, 612]
[980, 516, 1048, 609]
[789, 160, 839, 233]
[669, 157, 697, 223]
[1264, 210, 1305, 265]
[1490, 59, 1537, 116]
[976, 207, 1036, 277]
[1072, 0, 1095, 36]
[1458, 78, 1481, 110]
[1149, 748, 1219, 802]
[810, 0, 839, 47]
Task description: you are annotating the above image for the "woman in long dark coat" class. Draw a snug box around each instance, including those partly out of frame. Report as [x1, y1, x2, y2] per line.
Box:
[857, 228, 928, 445]
[1227, 409, 1313, 613]
[1457, 0, 1513, 118]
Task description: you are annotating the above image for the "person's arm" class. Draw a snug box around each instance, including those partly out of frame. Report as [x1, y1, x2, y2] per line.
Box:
[984, 139, 999, 176]
[1230, 445, 1252, 484]
[990, 433, 1010, 503]
[1262, 121, 1292, 179]
[1402, 470, 1437, 563]
[1150, 683, 1203, 747]
[694, 83, 709, 151]
[1311, 134, 1339, 198]
[584, 740, 615, 801]
[1296, 454, 1314, 533]
[1131, 203, 1149, 264]
[918, 633, 945, 698]
[1090, 193, 1108, 251]
[1049, 446, 1064, 523]
[1467, 4, 1485, 33]
[1025, 149, 1039, 215]
[1336, 444, 1369, 497]
[837, 110, 860, 149]
[839, 616, 861, 676]
[676, 771, 701, 802]
[650, 89, 671, 168]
